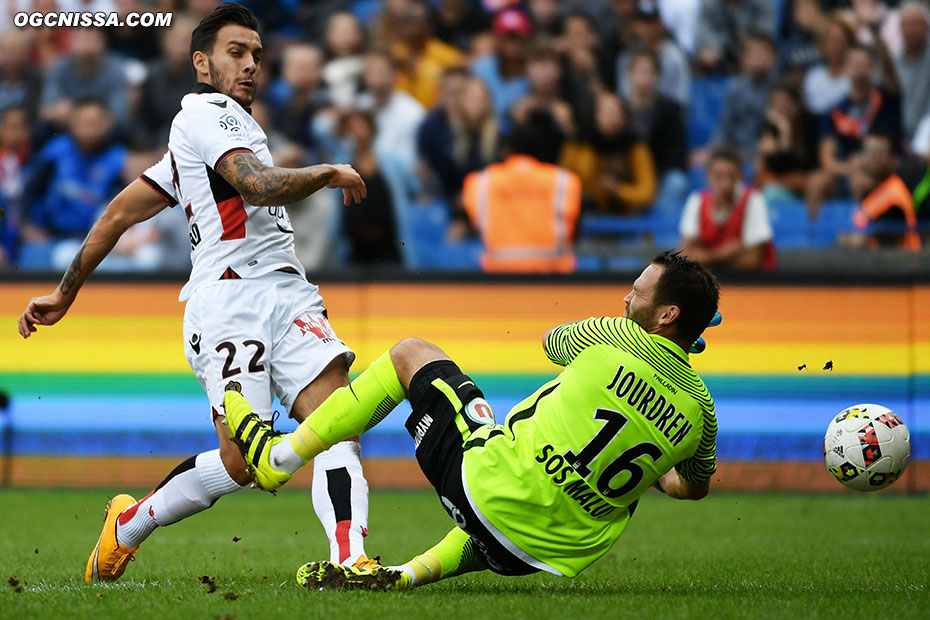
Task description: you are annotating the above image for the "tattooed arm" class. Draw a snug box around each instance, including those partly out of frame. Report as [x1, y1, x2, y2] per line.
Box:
[217, 151, 366, 207]
[18, 179, 169, 338]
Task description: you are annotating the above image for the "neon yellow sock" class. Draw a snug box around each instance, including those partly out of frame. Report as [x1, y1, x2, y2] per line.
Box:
[399, 527, 486, 588]
[288, 425, 330, 463]
[290, 350, 405, 462]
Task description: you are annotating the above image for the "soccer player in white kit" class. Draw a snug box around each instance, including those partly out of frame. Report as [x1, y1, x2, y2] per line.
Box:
[18, 4, 375, 581]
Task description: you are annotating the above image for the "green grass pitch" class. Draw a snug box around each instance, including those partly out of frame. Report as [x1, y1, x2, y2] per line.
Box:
[1, 488, 928, 619]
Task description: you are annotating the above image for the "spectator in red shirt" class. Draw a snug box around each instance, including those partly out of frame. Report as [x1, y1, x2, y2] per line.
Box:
[680, 146, 777, 271]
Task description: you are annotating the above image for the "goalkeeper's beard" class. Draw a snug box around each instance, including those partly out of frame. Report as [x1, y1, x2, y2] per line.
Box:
[625, 303, 659, 333]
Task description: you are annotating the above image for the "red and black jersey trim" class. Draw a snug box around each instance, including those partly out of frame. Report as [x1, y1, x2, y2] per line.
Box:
[139, 174, 178, 207]
[205, 163, 248, 240]
[214, 147, 254, 172]
[219, 267, 241, 280]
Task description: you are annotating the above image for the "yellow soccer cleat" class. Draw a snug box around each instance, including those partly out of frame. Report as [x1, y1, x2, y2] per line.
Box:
[85, 494, 139, 582]
[296, 556, 408, 592]
[222, 388, 292, 492]
[352, 554, 385, 571]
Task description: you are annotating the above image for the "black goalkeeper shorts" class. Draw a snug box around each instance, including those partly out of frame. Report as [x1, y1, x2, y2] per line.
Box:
[405, 360, 539, 577]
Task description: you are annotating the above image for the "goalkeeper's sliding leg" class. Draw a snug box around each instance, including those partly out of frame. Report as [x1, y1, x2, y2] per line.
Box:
[296, 526, 486, 591]
[225, 337, 541, 590]
[223, 338, 442, 491]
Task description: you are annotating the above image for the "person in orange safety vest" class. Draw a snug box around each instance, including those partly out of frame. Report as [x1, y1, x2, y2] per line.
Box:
[463, 110, 581, 273]
[851, 131, 921, 250]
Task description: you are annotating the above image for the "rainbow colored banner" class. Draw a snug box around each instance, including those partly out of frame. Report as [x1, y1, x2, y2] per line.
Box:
[1, 281, 927, 469]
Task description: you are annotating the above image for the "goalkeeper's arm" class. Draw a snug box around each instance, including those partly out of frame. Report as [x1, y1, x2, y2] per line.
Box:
[655, 468, 710, 500]
[542, 317, 626, 367]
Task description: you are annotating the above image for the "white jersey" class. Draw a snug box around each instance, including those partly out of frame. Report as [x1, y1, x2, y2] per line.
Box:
[140, 83, 303, 301]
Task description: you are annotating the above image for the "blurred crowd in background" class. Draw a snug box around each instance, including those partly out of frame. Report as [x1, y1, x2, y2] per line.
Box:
[1, 0, 929, 275]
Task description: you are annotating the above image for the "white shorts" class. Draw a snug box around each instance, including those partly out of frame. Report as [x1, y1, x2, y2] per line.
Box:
[182, 271, 355, 421]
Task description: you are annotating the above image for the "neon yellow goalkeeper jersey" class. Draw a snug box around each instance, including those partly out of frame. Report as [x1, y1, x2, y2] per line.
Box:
[461, 317, 717, 577]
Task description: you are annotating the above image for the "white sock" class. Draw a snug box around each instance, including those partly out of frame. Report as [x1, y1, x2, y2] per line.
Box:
[391, 564, 419, 585]
[116, 450, 243, 547]
[311, 440, 369, 565]
[270, 436, 305, 474]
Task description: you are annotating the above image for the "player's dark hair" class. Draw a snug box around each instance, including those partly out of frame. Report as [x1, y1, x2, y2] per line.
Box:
[651, 251, 720, 345]
[189, 4, 259, 66]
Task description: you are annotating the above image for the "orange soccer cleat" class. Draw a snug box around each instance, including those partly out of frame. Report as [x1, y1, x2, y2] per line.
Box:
[85, 494, 139, 582]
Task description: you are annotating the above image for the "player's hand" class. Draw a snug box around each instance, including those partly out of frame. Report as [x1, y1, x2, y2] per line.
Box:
[690, 311, 722, 354]
[326, 164, 367, 206]
[18, 290, 71, 339]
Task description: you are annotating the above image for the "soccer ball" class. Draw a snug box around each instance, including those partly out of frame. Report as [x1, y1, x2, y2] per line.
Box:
[823, 403, 910, 491]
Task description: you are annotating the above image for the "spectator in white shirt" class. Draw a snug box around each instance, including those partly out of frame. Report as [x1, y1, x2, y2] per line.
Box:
[802, 15, 854, 114]
[680, 146, 777, 271]
[894, 1, 930, 140]
[356, 48, 426, 173]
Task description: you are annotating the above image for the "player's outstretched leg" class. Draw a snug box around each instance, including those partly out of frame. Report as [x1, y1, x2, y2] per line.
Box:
[224, 349, 407, 492]
[296, 527, 486, 592]
[85, 494, 138, 581]
[390, 527, 487, 589]
[87, 447, 246, 581]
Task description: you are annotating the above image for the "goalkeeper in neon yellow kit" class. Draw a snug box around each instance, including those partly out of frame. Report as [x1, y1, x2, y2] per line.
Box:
[223, 251, 720, 590]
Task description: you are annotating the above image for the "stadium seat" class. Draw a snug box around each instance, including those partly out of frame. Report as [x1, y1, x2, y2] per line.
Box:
[773, 0, 789, 43]
[579, 210, 680, 249]
[350, 0, 381, 24]
[767, 198, 813, 249]
[687, 76, 732, 150]
[606, 255, 647, 271]
[581, 213, 657, 236]
[436, 238, 482, 270]
[813, 200, 856, 247]
[650, 199, 685, 249]
[15, 241, 55, 270]
[403, 201, 450, 268]
[403, 201, 482, 270]
[688, 165, 707, 192]
[574, 255, 603, 272]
